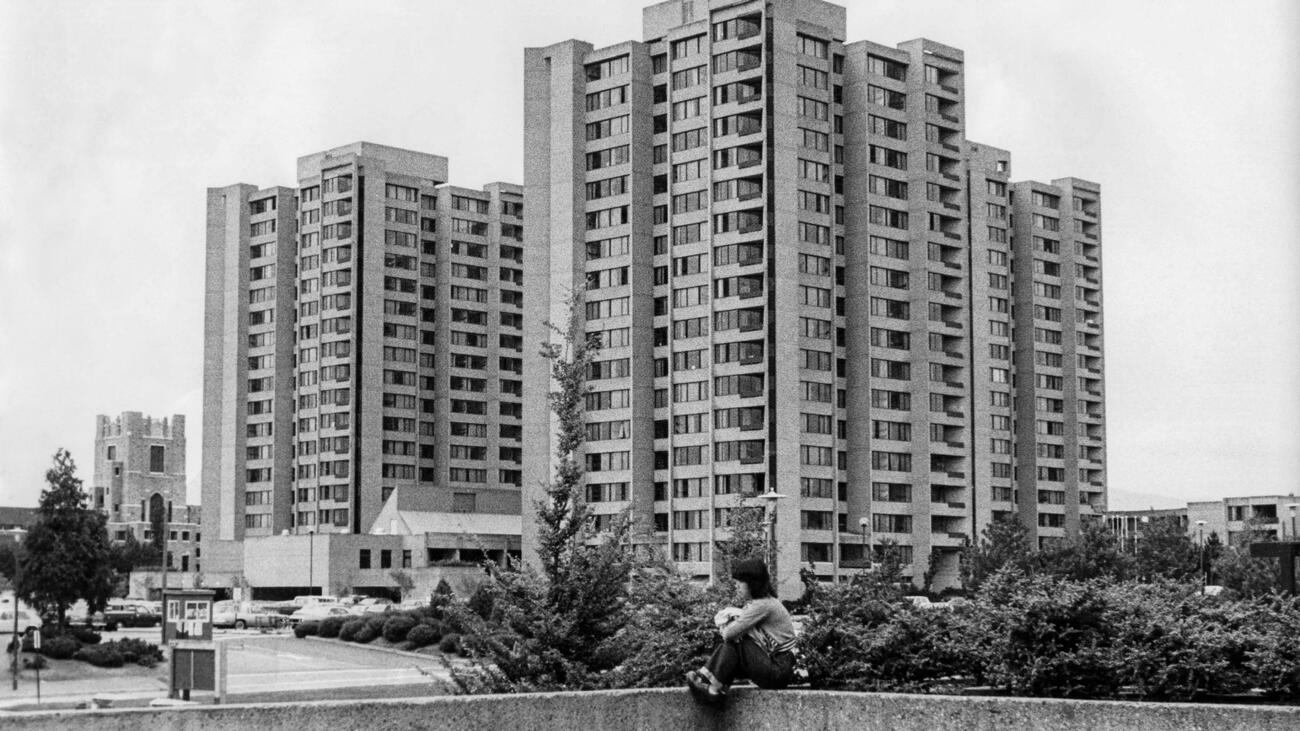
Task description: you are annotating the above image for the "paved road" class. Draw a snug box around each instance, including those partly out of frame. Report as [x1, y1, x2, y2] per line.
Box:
[0, 630, 449, 709]
[218, 635, 449, 695]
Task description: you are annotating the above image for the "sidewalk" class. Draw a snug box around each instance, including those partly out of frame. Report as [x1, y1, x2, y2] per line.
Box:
[0, 669, 168, 711]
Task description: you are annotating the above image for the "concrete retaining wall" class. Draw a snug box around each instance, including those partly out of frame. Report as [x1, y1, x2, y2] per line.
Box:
[2, 688, 1297, 730]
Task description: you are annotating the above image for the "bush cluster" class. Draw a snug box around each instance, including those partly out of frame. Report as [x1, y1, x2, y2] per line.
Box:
[73, 644, 124, 668]
[43, 635, 82, 660]
[382, 615, 417, 644]
[798, 569, 1300, 702]
[294, 621, 320, 639]
[319, 616, 347, 638]
[406, 623, 442, 649]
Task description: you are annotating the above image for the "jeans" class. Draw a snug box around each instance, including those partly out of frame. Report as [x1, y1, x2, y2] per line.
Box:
[703, 636, 796, 690]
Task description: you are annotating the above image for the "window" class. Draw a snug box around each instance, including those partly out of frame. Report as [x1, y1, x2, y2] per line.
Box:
[586, 115, 630, 141]
[798, 34, 828, 59]
[672, 97, 705, 121]
[147, 445, 166, 473]
[585, 85, 628, 111]
[586, 205, 629, 231]
[866, 85, 906, 110]
[868, 145, 907, 170]
[801, 445, 833, 466]
[869, 176, 908, 200]
[585, 54, 629, 81]
[869, 115, 907, 140]
[797, 96, 828, 121]
[672, 34, 705, 59]
[586, 175, 628, 201]
[797, 159, 829, 183]
[586, 145, 630, 171]
[871, 451, 911, 472]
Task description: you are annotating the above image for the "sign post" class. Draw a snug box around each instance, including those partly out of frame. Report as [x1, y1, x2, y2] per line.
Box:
[32, 629, 40, 703]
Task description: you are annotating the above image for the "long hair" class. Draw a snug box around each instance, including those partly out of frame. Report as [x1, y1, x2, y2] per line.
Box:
[731, 558, 777, 599]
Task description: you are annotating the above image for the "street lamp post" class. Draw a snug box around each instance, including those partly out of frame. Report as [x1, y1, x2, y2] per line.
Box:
[308, 529, 316, 597]
[755, 488, 787, 576]
[10, 528, 26, 691]
[858, 516, 871, 568]
[1195, 520, 1207, 592]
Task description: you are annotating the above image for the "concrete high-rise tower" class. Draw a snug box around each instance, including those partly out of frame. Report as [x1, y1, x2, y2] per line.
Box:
[523, 0, 1104, 593]
[202, 143, 525, 588]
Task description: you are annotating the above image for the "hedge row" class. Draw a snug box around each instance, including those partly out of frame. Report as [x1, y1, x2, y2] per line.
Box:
[292, 596, 467, 654]
[799, 571, 1300, 701]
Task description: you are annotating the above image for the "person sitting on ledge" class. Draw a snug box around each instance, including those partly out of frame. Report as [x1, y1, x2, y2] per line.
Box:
[686, 558, 796, 704]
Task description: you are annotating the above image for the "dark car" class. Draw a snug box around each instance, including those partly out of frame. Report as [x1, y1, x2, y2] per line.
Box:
[104, 601, 160, 628]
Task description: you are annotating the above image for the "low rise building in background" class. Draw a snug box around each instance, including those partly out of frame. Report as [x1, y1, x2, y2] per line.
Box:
[1105, 494, 1300, 549]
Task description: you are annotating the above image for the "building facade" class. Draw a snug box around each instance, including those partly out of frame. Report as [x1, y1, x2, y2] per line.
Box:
[523, 0, 1105, 593]
[202, 142, 524, 596]
[92, 411, 201, 571]
[1106, 495, 1300, 551]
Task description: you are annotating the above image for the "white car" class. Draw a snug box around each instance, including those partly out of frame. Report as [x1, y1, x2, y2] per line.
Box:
[213, 601, 288, 630]
[0, 606, 42, 638]
[349, 597, 395, 615]
[289, 604, 352, 625]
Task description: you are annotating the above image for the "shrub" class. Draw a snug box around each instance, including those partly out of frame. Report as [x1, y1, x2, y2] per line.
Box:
[111, 638, 164, 667]
[23, 655, 48, 670]
[71, 627, 101, 645]
[40, 635, 81, 660]
[353, 623, 380, 644]
[339, 619, 365, 642]
[407, 623, 441, 649]
[466, 581, 495, 620]
[364, 614, 389, 634]
[1244, 595, 1300, 700]
[439, 633, 462, 654]
[294, 621, 320, 639]
[73, 644, 124, 668]
[319, 616, 347, 639]
[383, 615, 418, 644]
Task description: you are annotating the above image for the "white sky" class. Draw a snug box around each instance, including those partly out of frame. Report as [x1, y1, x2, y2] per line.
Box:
[0, 0, 1296, 511]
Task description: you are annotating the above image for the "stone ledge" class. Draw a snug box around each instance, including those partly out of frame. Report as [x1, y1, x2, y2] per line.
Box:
[0, 687, 1297, 730]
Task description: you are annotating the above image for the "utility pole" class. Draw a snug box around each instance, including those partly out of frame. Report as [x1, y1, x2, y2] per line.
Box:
[11, 549, 19, 691]
[159, 513, 169, 645]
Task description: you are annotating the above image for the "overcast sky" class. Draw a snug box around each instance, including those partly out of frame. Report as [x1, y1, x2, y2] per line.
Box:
[1, 0, 1296, 511]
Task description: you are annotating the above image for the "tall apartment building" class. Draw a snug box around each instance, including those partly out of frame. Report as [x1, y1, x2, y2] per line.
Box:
[523, 0, 1105, 593]
[203, 142, 525, 588]
[91, 411, 201, 571]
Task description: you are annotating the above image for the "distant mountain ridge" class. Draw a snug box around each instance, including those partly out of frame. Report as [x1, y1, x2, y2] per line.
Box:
[1106, 487, 1186, 511]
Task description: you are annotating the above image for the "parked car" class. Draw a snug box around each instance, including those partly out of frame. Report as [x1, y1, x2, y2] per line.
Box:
[0, 606, 42, 638]
[349, 597, 394, 615]
[289, 604, 352, 625]
[65, 600, 116, 632]
[214, 600, 290, 630]
[122, 599, 163, 626]
[104, 600, 161, 628]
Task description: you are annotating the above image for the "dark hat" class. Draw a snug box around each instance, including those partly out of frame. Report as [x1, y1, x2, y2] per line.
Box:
[731, 558, 769, 583]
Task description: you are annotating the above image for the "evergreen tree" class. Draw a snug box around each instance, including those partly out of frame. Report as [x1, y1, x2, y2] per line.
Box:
[1039, 520, 1134, 582]
[18, 449, 114, 625]
[960, 513, 1033, 591]
[535, 296, 600, 586]
[1132, 516, 1198, 582]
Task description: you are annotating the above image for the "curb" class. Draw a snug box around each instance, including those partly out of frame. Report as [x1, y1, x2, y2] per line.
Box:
[302, 635, 441, 662]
